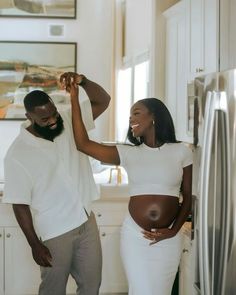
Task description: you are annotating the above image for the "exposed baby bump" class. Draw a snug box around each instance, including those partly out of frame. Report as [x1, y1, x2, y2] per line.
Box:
[129, 195, 180, 231]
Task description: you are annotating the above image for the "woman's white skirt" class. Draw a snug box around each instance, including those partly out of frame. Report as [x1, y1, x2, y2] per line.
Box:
[120, 213, 183, 295]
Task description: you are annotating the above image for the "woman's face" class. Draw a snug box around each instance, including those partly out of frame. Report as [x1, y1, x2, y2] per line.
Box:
[129, 102, 154, 137]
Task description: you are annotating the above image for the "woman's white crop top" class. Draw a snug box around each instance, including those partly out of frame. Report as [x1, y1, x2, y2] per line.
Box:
[116, 143, 193, 197]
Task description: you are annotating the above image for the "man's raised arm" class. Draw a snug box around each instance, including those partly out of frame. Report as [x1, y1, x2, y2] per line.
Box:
[60, 72, 111, 119]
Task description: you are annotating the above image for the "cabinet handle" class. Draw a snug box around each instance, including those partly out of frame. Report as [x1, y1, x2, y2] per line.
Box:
[0, 234, 2, 238]
[196, 68, 204, 73]
[183, 248, 189, 253]
[6, 233, 11, 238]
[97, 213, 102, 217]
[101, 232, 106, 237]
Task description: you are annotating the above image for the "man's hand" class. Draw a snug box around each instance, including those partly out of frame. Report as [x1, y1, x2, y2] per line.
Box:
[60, 71, 110, 119]
[142, 228, 178, 245]
[31, 241, 52, 267]
[60, 72, 84, 92]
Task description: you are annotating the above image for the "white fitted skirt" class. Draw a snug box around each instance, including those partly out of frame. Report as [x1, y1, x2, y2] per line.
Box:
[120, 213, 183, 295]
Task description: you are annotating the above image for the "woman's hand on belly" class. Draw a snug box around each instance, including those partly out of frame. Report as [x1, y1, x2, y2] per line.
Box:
[142, 227, 178, 245]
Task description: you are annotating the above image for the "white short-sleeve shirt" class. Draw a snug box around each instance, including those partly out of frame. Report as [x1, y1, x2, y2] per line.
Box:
[117, 142, 193, 197]
[3, 100, 99, 241]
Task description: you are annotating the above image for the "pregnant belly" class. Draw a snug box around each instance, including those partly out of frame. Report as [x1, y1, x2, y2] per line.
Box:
[128, 195, 180, 231]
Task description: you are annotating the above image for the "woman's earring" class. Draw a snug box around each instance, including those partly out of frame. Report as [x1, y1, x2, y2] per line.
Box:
[152, 120, 155, 125]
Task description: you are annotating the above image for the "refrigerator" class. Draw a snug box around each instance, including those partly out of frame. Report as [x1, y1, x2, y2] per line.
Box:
[192, 69, 236, 295]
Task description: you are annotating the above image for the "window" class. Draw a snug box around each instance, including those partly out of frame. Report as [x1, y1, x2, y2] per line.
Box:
[116, 67, 132, 142]
[115, 56, 150, 142]
[134, 60, 149, 102]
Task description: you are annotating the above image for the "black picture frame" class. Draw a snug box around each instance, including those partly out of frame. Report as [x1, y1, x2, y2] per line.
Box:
[0, 41, 77, 120]
[0, 0, 76, 19]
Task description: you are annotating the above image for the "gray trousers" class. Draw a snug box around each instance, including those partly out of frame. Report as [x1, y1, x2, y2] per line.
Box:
[39, 212, 102, 295]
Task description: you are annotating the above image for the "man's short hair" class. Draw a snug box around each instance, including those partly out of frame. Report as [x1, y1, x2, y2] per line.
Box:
[24, 90, 52, 112]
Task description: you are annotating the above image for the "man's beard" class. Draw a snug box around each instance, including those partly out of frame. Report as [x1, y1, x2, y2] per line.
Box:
[33, 115, 64, 141]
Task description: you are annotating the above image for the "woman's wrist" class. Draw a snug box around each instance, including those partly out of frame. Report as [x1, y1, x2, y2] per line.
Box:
[77, 74, 86, 86]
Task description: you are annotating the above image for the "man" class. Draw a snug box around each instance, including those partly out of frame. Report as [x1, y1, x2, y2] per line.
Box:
[3, 72, 111, 295]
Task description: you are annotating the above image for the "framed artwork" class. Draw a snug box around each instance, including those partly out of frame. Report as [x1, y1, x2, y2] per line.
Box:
[0, 0, 76, 19]
[0, 41, 77, 120]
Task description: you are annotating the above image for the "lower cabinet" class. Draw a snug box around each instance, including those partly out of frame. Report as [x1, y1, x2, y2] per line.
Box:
[93, 200, 128, 293]
[99, 226, 127, 293]
[3, 227, 40, 295]
[0, 199, 128, 295]
[179, 231, 196, 295]
[0, 226, 77, 295]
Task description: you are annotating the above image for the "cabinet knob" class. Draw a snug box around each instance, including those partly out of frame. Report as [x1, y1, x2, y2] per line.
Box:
[97, 213, 102, 217]
[6, 233, 11, 238]
[101, 232, 106, 237]
[183, 248, 189, 253]
[0, 234, 2, 238]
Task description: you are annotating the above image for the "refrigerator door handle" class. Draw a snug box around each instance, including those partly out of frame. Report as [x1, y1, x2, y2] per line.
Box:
[217, 91, 231, 294]
[199, 91, 218, 295]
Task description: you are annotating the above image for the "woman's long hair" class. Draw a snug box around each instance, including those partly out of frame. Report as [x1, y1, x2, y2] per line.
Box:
[127, 98, 178, 146]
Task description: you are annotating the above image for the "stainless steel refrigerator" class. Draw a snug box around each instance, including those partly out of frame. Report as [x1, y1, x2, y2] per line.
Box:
[192, 69, 236, 295]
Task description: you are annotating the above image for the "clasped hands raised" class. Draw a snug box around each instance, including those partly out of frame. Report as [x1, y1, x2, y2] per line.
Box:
[60, 72, 84, 93]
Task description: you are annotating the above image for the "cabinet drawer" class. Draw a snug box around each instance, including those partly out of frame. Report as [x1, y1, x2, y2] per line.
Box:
[93, 209, 128, 226]
[92, 200, 128, 226]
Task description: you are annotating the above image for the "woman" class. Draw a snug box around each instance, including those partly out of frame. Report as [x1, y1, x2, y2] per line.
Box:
[63, 74, 192, 295]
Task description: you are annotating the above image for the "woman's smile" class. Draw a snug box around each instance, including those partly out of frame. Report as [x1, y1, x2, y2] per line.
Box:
[131, 123, 140, 136]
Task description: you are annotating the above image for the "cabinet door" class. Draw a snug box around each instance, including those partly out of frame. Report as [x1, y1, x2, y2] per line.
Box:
[189, 0, 204, 80]
[4, 227, 40, 295]
[99, 226, 128, 293]
[188, 0, 218, 80]
[164, 1, 190, 142]
[0, 228, 4, 295]
[179, 235, 194, 295]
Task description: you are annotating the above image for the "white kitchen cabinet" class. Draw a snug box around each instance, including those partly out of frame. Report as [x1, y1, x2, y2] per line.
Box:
[4, 227, 40, 295]
[93, 199, 128, 293]
[0, 198, 128, 295]
[220, 0, 236, 71]
[187, 0, 218, 81]
[164, 0, 218, 143]
[100, 226, 127, 293]
[179, 229, 195, 295]
[164, 1, 190, 143]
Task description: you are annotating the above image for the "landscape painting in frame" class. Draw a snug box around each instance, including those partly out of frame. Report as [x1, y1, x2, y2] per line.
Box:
[0, 41, 77, 120]
[0, 0, 76, 19]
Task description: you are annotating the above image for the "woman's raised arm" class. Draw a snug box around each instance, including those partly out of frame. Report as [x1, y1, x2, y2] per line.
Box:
[70, 80, 120, 165]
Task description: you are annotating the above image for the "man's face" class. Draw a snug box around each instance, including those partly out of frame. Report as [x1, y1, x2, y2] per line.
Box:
[27, 101, 64, 141]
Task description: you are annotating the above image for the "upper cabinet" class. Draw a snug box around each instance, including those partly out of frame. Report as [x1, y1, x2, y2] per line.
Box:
[219, 0, 236, 71]
[164, 0, 219, 143]
[187, 0, 219, 81]
[164, 1, 189, 142]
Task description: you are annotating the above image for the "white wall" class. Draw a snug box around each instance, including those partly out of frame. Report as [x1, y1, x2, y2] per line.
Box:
[0, 0, 114, 181]
[0, 0, 113, 180]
